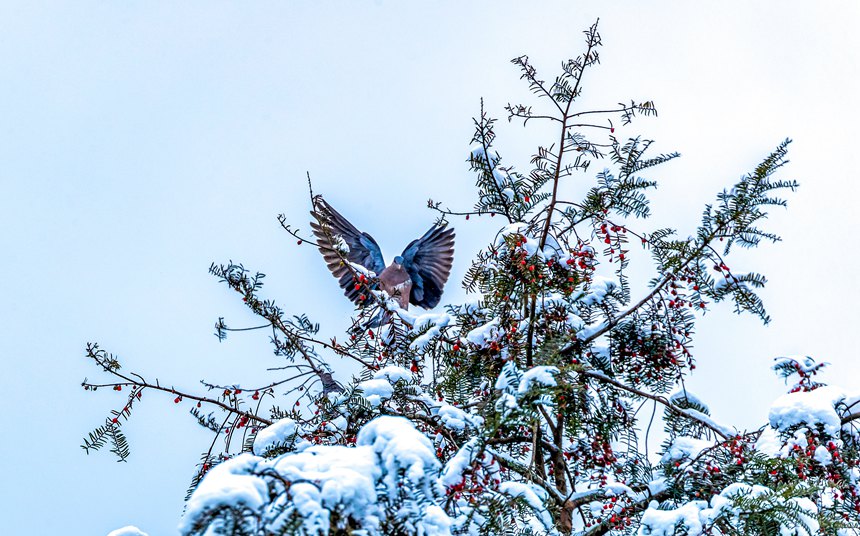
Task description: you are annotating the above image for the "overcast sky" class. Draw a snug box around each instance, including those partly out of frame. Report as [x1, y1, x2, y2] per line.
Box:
[2, 2, 859, 534]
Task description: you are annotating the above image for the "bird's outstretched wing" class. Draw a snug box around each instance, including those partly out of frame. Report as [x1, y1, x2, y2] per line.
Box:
[400, 225, 455, 309]
[310, 196, 386, 304]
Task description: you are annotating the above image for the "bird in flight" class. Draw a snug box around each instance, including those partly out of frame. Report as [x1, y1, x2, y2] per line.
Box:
[310, 195, 455, 311]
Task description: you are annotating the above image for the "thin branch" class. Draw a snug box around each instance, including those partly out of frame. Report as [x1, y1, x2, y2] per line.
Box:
[581, 369, 731, 439]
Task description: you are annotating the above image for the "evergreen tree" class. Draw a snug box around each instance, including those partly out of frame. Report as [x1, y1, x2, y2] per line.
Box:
[83, 21, 860, 535]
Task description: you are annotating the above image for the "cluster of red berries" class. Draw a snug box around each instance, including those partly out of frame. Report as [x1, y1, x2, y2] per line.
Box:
[784, 432, 846, 482]
[566, 243, 596, 271]
[446, 469, 501, 504]
[109, 387, 142, 423]
[599, 223, 628, 262]
[784, 360, 826, 393]
[590, 494, 633, 530]
[727, 436, 749, 466]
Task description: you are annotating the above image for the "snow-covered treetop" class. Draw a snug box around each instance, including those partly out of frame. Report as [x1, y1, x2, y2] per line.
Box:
[84, 21, 860, 536]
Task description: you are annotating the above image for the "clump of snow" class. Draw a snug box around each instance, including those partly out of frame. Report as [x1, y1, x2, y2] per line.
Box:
[495, 361, 557, 396]
[356, 417, 451, 534]
[754, 425, 783, 457]
[348, 261, 377, 278]
[499, 482, 554, 531]
[181, 417, 451, 536]
[355, 366, 415, 407]
[435, 403, 482, 432]
[814, 445, 833, 466]
[392, 305, 452, 350]
[638, 500, 708, 536]
[333, 234, 350, 254]
[517, 366, 559, 395]
[107, 527, 148, 536]
[471, 145, 500, 167]
[441, 438, 481, 488]
[662, 436, 714, 464]
[638, 484, 820, 536]
[492, 362, 560, 419]
[412, 312, 452, 332]
[494, 361, 521, 392]
[768, 385, 846, 436]
[357, 378, 395, 407]
[466, 318, 501, 348]
[790, 497, 821, 535]
[179, 454, 269, 534]
[253, 417, 310, 456]
[669, 389, 709, 413]
[409, 312, 452, 350]
[495, 223, 530, 249]
[576, 321, 607, 341]
[605, 482, 634, 497]
[357, 416, 439, 489]
[373, 365, 412, 384]
[580, 275, 618, 306]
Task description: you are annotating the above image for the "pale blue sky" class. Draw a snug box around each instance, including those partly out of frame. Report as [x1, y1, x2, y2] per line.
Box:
[2, 2, 859, 534]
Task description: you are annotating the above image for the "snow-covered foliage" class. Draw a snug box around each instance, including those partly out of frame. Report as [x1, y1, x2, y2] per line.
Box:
[181, 416, 451, 536]
[83, 21, 860, 536]
[106, 527, 149, 536]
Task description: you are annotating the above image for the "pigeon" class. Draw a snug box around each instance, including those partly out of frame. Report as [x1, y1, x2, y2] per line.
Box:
[309, 195, 454, 310]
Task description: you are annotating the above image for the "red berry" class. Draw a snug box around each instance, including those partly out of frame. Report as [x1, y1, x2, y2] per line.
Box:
[174, 396, 181, 404]
[466, 214, 470, 220]
[354, 283, 361, 291]
[297, 240, 302, 245]
[524, 195, 530, 203]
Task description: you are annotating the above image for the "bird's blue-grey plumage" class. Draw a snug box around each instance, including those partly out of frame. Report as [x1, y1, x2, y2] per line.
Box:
[400, 225, 456, 309]
[310, 195, 454, 310]
[309, 196, 386, 304]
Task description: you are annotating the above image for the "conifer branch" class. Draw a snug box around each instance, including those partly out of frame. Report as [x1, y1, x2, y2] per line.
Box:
[580, 369, 731, 439]
[83, 343, 273, 426]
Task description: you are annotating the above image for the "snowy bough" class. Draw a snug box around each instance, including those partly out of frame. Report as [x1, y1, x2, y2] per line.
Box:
[82, 22, 860, 535]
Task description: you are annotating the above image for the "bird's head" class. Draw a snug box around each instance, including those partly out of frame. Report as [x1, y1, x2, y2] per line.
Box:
[393, 255, 404, 267]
